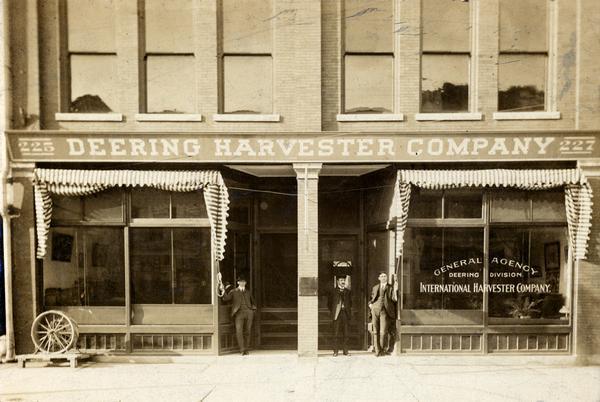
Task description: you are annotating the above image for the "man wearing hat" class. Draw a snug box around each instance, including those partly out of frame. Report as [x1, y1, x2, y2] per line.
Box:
[368, 272, 398, 356]
[328, 275, 352, 356]
[221, 275, 257, 355]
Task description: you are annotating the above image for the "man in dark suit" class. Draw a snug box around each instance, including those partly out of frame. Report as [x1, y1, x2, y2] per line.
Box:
[221, 276, 256, 355]
[328, 276, 352, 356]
[368, 272, 397, 356]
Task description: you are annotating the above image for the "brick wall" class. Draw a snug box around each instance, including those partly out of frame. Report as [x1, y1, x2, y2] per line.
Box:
[575, 177, 600, 364]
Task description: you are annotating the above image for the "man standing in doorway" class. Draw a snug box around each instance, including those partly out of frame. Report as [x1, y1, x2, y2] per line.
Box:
[368, 272, 397, 356]
[222, 276, 256, 355]
[329, 276, 352, 356]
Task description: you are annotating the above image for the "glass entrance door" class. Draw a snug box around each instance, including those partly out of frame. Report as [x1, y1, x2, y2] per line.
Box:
[318, 235, 363, 350]
[257, 233, 298, 349]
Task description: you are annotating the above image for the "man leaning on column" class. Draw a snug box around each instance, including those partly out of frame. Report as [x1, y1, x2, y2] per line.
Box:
[368, 272, 398, 357]
[220, 275, 257, 356]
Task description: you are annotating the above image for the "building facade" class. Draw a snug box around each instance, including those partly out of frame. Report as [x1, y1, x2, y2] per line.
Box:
[2, 0, 600, 363]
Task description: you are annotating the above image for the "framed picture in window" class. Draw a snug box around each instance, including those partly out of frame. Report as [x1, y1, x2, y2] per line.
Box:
[544, 242, 560, 271]
[51, 232, 74, 262]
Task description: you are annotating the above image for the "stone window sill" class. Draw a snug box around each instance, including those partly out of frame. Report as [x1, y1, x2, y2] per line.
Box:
[415, 112, 483, 121]
[55, 113, 124, 122]
[493, 111, 561, 120]
[213, 114, 281, 122]
[336, 113, 405, 122]
[135, 113, 203, 122]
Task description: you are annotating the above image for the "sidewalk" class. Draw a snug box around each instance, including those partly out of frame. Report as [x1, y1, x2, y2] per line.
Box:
[0, 352, 599, 402]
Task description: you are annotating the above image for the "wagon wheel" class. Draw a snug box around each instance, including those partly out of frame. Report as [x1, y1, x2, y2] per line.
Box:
[31, 310, 79, 354]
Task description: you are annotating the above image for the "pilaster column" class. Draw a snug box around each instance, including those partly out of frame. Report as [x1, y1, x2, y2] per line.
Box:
[293, 163, 322, 357]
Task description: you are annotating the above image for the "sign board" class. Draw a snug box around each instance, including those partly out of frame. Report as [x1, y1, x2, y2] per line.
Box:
[299, 277, 318, 296]
[6, 131, 599, 162]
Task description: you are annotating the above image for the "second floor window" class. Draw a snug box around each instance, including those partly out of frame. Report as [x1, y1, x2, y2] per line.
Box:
[222, 0, 273, 114]
[343, 0, 394, 114]
[142, 0, 196, 114]
[64, 0, 117, 113]
[498, 0, 549, 112]
[420, 0, 471, 113]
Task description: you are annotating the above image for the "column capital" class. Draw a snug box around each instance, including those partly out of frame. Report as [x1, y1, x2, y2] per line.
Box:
[293, 163, 322, 179]
[9, 162, 35, 178]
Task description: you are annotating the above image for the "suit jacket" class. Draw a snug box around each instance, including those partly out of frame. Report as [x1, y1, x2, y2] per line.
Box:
[369, 283, 397, 318]
[222, 288, 257, 317]
[328, 287, 352, 320]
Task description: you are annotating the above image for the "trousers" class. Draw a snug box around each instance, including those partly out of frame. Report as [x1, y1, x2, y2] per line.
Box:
[234, 309, 254, 352]
[332, 311, 349, 353]
[371, 305, 390, 353]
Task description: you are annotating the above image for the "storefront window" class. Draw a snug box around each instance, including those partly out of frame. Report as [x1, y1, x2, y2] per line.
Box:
[130, 228, 211, 304]
[43, 227, 125, 306]
[403, 227, 484, 310]
[401, 188, 570, 326]
[46, 188, 213, 310]
[489, 227, 568, 322]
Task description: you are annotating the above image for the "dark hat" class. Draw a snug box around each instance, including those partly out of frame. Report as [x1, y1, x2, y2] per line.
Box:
[236, 275, 248, 282]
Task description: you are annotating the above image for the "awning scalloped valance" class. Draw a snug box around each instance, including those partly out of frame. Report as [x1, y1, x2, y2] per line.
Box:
[33, 169, 230, 261]
[393, 168, 593, 260]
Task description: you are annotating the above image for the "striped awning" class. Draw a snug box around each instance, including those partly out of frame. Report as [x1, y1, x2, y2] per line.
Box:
[33, 169, 230, 260]
[393, 168, 593, 260]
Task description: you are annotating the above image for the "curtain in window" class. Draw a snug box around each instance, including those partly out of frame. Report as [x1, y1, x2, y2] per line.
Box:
[393, 169, 592, 260]
[33, 169, 230, 261]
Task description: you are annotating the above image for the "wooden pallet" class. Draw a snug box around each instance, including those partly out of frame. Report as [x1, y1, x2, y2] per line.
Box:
[17, 352, 91, 368]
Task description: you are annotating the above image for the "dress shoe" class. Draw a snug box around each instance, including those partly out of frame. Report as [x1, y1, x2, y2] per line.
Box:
[242, 350, 249, 356]
[333, 351, 338, 357]
[343, 351, 350, 356]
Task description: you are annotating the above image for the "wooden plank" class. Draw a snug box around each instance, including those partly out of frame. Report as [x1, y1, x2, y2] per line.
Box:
[17, 353, 91, 368]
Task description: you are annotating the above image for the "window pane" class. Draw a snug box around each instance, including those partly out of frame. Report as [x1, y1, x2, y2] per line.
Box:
[402, 228, 484, 311]
[224, 56, 272, 114]
[67, 0, 115, 52]
[43, 228, 79, 306]
[421, 54, 469, 112]
[70, 55, 118, 113]
[130, 229, 172, 304]
[260, 234, 297, 308]
[408, 190, 442, 219]
[81, 228, 125, 306]
[498, 54, 546, 112]
[319, 190, 360, 229]
[257, 192, 297, 227]
[131, 188, 170, 219]
[174, 229, 212, 304]
[422, 0, 470, 52]
[172, 191, 207, 219]
[344, 55, 393, 113]
[145, 0, 194, 53]
[147, 55, 196, 113]
[489, 227, 568, 322]
[43, 228, 125, 307]
[445, 191, 482, 219]
[500, 0, 547, 52]
[84, 189, 123, 222]
[532, 191, 566, 221]
[228, 190, 252, 224]
[490, 192, 531, 222]
[222, 0, 272, 53]
[365, 186, 395, 224]
[52, 195, 82, 221]
[344, 0, 393, 52]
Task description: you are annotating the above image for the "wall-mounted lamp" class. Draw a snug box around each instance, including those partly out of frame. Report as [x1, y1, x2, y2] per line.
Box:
[6, 178, 25, 217]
